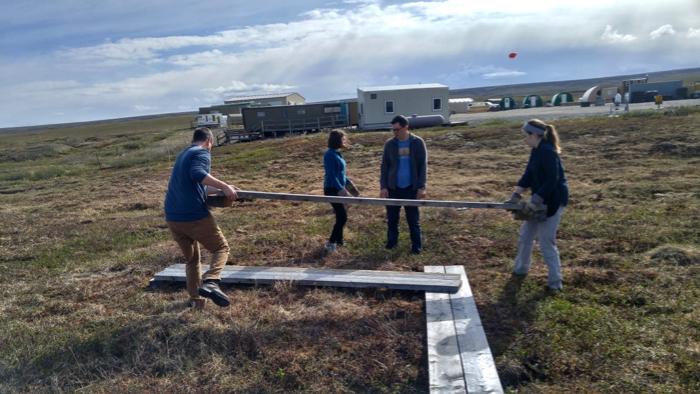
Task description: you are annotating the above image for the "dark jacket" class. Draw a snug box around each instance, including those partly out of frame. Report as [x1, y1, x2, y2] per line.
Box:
[380, 134, 428, 191]
[517, 141, 569, 217]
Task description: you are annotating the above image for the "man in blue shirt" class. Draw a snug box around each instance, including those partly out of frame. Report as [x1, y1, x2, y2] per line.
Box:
[164, 127, 238, 309]
[380, 115, 428, 254]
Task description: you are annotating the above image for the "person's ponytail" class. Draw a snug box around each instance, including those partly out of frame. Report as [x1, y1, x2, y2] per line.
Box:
[543, 124, 561, 153]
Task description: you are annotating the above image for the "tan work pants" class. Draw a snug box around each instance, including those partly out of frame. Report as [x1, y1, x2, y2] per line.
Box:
[167, 214, 229, 300]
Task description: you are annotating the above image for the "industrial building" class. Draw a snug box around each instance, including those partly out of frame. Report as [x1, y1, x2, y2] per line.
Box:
[357, 84, 450, 129]
[551, 92, 574, 106]
[224, 92, 305, 106]
[486, 97, 516, 110]
[580, 86, 619, 107]
[200, 92, 306, 115]
[448, 98, 474, 114]
[627, 80, 685, 103]
[241, 101, 358, 137]
[522, 95, 543, 108]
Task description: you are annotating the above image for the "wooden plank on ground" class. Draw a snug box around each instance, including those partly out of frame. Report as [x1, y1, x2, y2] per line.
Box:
[152, 264, 462, 293]
[446, 266, 503, 394]
[425, 266, 503, 394]
[425, 265, 468, 393]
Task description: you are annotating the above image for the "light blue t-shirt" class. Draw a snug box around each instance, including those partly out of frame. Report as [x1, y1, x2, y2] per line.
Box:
[396, 139, 412, 188]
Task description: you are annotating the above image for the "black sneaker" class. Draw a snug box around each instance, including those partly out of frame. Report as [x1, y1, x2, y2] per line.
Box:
[411, 248, 422, 255]
[385, 242, 397, 250]
[198, 281, 230, 307]
[545, 286, 562, 296]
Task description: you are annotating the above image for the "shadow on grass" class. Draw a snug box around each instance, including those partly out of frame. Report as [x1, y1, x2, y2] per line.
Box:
[3, 294, 428, 392]
[483, 274, 550, 388]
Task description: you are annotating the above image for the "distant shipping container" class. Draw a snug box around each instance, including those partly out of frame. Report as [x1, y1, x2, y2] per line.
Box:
[241, 102, 356, 137]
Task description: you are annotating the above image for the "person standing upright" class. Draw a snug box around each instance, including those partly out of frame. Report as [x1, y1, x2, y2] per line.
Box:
[323, 129, 351, 253]
[380, 115, 428, 254]
[507, 119, 569, 294]
[164, 127, 238, 309]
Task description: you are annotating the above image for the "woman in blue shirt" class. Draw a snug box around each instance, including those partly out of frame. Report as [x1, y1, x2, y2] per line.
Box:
[509, 119, 569, 294]
[323, 130, 351, 252]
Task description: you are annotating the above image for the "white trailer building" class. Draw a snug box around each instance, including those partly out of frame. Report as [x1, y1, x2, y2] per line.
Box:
[357, 84, 450, 129]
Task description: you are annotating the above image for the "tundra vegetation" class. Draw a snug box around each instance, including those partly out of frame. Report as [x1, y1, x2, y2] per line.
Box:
[1, 109, 699, 392]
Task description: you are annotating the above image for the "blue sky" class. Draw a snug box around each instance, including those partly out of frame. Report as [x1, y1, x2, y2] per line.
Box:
[1, 0, 698, 127]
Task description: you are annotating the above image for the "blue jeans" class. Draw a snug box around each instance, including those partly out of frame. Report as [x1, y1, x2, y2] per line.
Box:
[386, 187, 421, 251]
[513, 207, 565, 289]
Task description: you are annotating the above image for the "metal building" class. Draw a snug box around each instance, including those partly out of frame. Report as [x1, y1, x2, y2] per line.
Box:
[580, 86, 619, 107]
[241, 102, 357, 137]
[522, 95, 543, 108]
[224, 92, 305, 106]
[357, 84, 450, 130]
[487, 97, 516, 110]
[449, 98, 474, 114]
[551, 92, 574, 106]
[628, 80, 684, 102]
[199, 93, 305, 116]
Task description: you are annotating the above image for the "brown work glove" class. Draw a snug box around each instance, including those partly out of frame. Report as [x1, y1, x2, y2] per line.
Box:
[505, 192, 526, 220]
[519, 200, 547, 222]
[206, 192, 235, 208]
[345, 178, 360, 197]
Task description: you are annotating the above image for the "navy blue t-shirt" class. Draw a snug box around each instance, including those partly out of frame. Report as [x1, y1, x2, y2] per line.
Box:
[164, 145, 211, 221]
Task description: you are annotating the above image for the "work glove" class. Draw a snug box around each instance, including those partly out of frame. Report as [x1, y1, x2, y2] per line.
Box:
[520, 200, 547, 222]
[206, 192, 235, 208]
[505, 192, 522, 205]
[345, 178, 360, 197]
[505, 192, 526, 219]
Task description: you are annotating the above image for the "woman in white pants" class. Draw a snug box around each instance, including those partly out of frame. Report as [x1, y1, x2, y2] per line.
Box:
[508, 119, 569, 293]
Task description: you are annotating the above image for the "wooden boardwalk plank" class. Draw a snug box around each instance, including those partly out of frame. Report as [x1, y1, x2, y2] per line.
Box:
[445, 266, 503, 394]
[425, 266, 468, 393]
[425, 266, 503, 394]
[152, 264, 462, 293]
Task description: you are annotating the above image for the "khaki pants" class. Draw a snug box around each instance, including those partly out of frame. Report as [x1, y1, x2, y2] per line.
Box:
[167, 215, 229, 300]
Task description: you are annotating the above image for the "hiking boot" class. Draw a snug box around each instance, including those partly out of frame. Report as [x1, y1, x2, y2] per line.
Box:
[324, 242, 337, 254]
[512, 272, 528, 279]
[545, 286, 562, 296]
[198, 281, 230, 307]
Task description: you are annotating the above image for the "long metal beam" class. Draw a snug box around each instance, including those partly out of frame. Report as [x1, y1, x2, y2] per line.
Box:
[232, 190, 519, 210]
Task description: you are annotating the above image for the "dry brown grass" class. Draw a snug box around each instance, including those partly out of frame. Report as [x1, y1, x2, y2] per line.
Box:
[1, 108, 699, 392]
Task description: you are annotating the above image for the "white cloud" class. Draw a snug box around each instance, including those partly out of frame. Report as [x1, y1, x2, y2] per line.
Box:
[2, 0, 699, 127]
[203, 81, 297, 97]
[133, 104, 157, 112]
[482, 70, 526, 79]
[650, 24, 676, 39]
[601, 25, 637, 43]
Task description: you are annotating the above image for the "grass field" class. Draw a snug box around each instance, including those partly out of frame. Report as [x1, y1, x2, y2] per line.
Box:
[1, 108, 699, 393]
